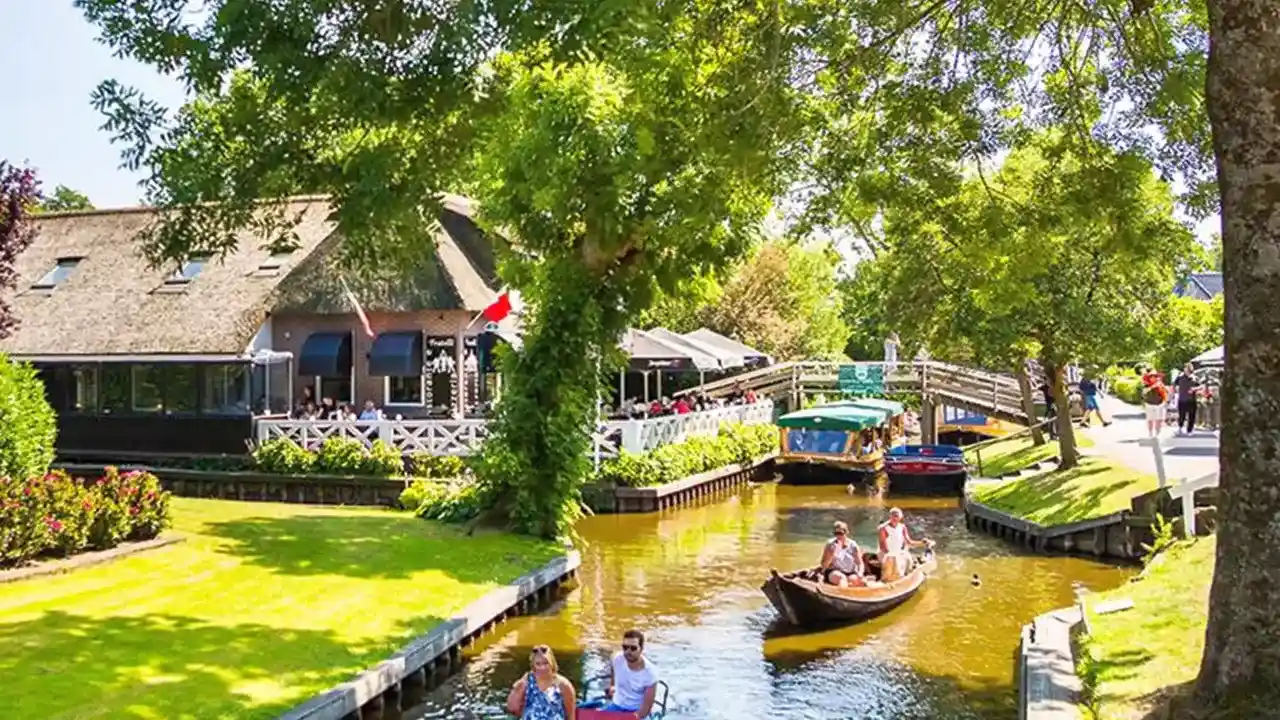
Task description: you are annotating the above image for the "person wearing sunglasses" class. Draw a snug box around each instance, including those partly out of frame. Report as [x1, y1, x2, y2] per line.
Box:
[580, 629, 658, 718]
[507, 645, 577, 719]
[820, 520, 867, 587]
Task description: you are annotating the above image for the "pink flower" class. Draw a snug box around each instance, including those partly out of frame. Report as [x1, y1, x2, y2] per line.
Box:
[129, 506, 140, 516]
[44, 516, 63, 533]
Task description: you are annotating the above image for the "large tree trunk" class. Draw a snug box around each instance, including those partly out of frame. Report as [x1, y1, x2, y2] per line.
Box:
[1044, 362, 1079, 469]
[1016, 361, 1047, 446]
[1192, 0, 1280, 708]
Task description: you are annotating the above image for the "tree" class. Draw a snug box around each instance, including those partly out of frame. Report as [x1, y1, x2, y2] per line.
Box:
[0, 161, 40, 339]
[1149, 295, 1224, 374]
[635, 271, 723, 334]
[702, 239, 850, 361]
[34, 185, 94, 213]
[1190, 0, 1280, 711]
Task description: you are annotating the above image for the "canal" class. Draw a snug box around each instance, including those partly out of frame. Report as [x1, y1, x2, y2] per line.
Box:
[405, 483, 1134, 719]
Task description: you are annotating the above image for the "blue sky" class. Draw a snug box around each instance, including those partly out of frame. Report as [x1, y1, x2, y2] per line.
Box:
[0, 2, 186, 207]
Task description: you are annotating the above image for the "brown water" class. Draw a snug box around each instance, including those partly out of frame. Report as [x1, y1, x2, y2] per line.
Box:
[406, 484, 1133, 719]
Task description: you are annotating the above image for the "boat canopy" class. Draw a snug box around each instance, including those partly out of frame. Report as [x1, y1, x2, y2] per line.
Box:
[776, 405, 884, 431]
[844, 398, 906, 416]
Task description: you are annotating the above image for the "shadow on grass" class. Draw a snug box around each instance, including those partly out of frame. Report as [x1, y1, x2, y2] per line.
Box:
[975, 462, 1141, 525]
[1134, 679, 1280, 720]
[0, 609, 444, 719]
[204, 513, 559, 582]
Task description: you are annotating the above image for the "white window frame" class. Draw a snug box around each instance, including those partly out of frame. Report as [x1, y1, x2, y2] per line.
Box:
[383, 374, 427, 407]
[313, 372, 354, 407]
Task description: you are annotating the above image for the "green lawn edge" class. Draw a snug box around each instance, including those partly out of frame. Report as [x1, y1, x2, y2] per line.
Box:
[969, 455, 1154, 526]
[0, 497, 562, 720]
[965, 433, 1095, 478]
[1077, 538, 1213, 720]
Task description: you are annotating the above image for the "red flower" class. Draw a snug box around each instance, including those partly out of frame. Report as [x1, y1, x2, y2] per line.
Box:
[44, 516, 63, 533]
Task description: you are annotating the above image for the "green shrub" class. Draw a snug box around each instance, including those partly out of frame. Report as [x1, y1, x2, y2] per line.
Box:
[397, 479, 445, 512]
[42, 472, 93, 556]
[409, 453, 468, 479]
[599, 422, 777, 488]
[252, 438, 315, 475]
[0, 356, 57, 482]
[415, 479, 494, 523]
[0, 476, 53, 565]
[1110, 376, 1143, 406]
[86, 469, 133, 550]
[362, 440, 406, 477]
[119, 470, 172, 540]
[314, 437, 368, 475]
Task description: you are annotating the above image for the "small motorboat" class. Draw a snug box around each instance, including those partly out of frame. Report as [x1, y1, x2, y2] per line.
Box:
[883, 444, 967, 493]
[761, 551, 937, 628]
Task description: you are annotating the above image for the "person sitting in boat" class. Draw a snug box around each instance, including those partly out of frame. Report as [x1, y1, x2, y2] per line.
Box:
[821, 521, 867, 587]
[579, 629, 659, 718]
[506, 645, 577, 719]
[878, 508, 934, 582]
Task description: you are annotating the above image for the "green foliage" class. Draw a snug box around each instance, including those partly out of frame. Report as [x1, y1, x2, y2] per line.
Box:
[34, 185, 94, 213]
[414, 480, 496, 524]
[636, 271, 724, 334]
[702, 240, 849, 361]
[409, 454, 467, 479]
[396, 479, 438, 512]
[1142, 513, 1178, 566]
[1110, 376, 1144, 406]
[599, 422, 775, 489]
[0, 356, 58, 483]
[252, 438, 404, 477]
[0, 468, 171, 567]
[1148, 295, 1224, 374]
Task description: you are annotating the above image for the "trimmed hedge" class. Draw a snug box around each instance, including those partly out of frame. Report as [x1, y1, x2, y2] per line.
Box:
[252, 437, 404, 477]
[598, 422, 776, 488]
[0, 467, 171, 568]
[0, 356, 57, 484]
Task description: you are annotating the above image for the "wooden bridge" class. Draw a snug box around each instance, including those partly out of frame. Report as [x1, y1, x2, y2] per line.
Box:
[677, 360, 1032, 427]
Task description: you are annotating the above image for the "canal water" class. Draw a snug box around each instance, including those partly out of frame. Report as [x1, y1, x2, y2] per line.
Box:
[405, 483, 1133, 719]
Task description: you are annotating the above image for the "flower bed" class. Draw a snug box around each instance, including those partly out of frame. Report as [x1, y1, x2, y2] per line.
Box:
[0, 467, 172, 568]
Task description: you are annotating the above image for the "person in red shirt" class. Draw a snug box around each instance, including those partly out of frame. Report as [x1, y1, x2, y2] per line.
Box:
[673, 397, 691, 414]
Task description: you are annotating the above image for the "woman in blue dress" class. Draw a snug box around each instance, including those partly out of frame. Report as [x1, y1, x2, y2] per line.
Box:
[506, 645, 577, 719]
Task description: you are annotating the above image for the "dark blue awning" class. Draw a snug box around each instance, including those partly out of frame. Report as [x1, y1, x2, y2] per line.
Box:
[298, 332, 353, 377]
[369, 332, 423, 377]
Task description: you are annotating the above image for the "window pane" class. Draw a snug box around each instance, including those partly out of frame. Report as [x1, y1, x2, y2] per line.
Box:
[131, 365, 163, 413]
[387, 376, 422, 404]
[101, 365, 130, 414]
[72, 365, 98, 413]
[165, 365, 198, 413]
[319, 377, 352, 404]
[202, 364, 251, 414]
[426, 373, 454, 415]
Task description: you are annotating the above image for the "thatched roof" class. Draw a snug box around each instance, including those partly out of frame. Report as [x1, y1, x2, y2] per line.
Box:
[0, 195, 503, 358]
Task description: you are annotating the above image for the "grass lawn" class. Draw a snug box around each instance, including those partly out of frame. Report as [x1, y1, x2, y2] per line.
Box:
[970, 456, 1155, 526]
[1078, 538, 1214, 719]
[0, 497, 561, 720]
[966, 432, 1095, 478]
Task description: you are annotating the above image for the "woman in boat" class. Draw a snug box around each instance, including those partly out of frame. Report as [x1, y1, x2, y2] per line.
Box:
[820, 521, 867, 587]
[878, 508, 934, 582]
[507, 645, 577, 720]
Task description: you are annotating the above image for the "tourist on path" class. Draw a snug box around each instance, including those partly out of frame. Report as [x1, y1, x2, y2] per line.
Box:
[579, 630, 659, 718]
[1077, 374, 1111, 428]
[1141, 370, 1170, 437]
[1173, 363, 1201, 436]
[507, 645, 577, 720]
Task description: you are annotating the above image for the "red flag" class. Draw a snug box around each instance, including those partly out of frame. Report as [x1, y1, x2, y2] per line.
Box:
[340, 275, 375, 338]
[481, 292, 512, 323]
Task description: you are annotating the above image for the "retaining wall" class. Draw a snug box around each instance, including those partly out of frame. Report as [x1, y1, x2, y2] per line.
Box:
[279, 551, 581, 720]
[588, 454, 778, 514]
[1019, 606, 1084, 720]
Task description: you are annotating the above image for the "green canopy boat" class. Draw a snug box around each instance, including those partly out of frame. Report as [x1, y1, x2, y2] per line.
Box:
[776, 402, 903, 484]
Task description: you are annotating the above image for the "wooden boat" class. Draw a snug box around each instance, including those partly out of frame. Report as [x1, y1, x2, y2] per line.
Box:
[761, 551, 937, 627]
[774, 399, 906, 484]
[884, 444, 968, 494]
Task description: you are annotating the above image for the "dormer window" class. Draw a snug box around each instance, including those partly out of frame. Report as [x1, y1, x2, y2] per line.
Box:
[165, 254, 211, 285]
[32, 258, 83, 290]
[258, 252, 293, 271]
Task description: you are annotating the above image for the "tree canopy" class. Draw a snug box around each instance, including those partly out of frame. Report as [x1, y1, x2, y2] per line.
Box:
[34, 185, 94, 213]
[0, 162, 40, 340]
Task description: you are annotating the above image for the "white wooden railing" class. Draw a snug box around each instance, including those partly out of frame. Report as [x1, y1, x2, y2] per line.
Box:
[1168, 471, 1219, 536]
[253, 400, 774, 459]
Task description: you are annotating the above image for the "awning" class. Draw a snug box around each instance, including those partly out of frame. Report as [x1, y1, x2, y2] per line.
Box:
[1191, 345, 1224, 367]
[647, 327, 743, 369]
[620, 328, 718, 372]
[368, 332, 423, 377]
[683, 328, 773, 367]
[298, 332, 353, 377]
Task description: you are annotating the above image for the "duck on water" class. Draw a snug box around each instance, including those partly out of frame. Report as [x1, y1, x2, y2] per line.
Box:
[762, 508, 938, 628]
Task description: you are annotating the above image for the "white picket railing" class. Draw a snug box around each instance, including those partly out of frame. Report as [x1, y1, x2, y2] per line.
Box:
[253, 399, 774, 459]
[1168, 471, 1219, 536]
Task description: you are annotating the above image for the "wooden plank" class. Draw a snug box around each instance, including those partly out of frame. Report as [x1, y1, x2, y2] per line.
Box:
[1021, 607, 1084, 720]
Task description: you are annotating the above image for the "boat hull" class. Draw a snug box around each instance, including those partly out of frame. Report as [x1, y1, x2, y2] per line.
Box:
[776, 458, 882, 485]
[761, 554, 936, 627]
[883, 445, 968, 494]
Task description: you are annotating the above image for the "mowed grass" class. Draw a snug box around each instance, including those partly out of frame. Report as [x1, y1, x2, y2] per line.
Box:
[970, 457, 1155, 526]
[1078, 538, 1214, 719]
[0, 497, 561, 720]
[966, 431, 1094, 478]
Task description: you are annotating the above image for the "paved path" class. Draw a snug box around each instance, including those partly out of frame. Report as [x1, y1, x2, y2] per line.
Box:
[1079, 396, 1220, 484]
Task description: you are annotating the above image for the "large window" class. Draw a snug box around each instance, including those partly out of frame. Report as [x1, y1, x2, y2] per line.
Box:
[385, 375, 424, 405]
[131, 365, 164, 413]
[316, 376, 353, 405]
[203, 364, 252, 414]
[71, 365, 98, 413]
[101, 365, 131, 414]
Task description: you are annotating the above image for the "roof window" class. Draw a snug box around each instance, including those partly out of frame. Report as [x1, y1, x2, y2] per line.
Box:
[32, 258, 83, 290]
[165, 254, 212, 285]
[255, 251, 294, 274]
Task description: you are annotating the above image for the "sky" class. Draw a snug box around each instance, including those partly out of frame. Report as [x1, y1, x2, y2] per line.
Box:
[0, 1, 187, 207]
[1, 2, 1218, 248]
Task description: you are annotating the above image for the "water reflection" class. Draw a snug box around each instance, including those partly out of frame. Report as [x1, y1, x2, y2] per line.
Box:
[407, 484, 1132, 719]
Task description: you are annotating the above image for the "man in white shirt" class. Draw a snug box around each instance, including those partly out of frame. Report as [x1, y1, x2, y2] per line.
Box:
[599, 629, 659, 718]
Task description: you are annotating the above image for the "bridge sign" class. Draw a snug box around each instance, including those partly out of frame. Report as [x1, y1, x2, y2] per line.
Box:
[838, 364, 885, 395]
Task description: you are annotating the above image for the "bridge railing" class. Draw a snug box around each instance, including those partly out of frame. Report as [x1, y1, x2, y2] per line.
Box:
[253, 400, 774, 459]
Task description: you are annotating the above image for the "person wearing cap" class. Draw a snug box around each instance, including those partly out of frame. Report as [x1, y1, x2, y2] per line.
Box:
[878, 508, 934, 582]
[820, 520, 866, 587]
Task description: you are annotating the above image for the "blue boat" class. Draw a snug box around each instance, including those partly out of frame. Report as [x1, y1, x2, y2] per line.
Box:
[883, 444, 968, 494]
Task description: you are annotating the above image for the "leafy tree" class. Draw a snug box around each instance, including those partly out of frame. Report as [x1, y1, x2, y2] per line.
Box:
[701, 239, 849, 361]
[34, 185, 94, 213]
[1148, 295, 1224, 374]
[0, 161, 40, 339]
[636, 271, 723, 334]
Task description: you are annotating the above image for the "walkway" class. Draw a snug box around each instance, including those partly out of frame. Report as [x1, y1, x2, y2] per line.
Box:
[1080, 396, 1220, 484]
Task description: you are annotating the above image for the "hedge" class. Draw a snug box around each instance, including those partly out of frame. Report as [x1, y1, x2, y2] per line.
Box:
[597, 421, 776, 488]
[0, 356, 57, 483]
[251, 438, 473, 480]
[0, 467, 172, 568]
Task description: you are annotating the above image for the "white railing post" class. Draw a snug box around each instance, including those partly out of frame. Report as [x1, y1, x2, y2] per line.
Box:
[1182, 484, 1197, 536]
[621, 419, 645, 454]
